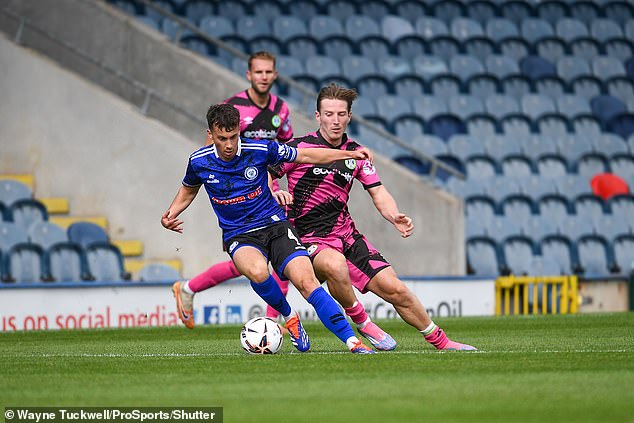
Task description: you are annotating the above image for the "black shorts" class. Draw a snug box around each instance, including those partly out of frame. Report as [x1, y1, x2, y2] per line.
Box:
[224, 221, 308, 278]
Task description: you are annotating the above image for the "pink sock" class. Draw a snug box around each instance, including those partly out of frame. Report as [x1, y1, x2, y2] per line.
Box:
[344, 301, 369, 326]
[423, 326, 449, 349]
[188, 260, 240, 293]
[265, 272, 289, 318]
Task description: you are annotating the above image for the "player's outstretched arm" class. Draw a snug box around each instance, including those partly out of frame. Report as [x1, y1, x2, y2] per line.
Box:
[161, 185, 200, 233]
[367, 185, 414, 238]
[294, 146, 373, 165]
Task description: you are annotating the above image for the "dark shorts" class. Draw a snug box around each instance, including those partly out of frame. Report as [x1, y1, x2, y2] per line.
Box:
[302, 231, 391, 293]
[225, 221, 308, 278]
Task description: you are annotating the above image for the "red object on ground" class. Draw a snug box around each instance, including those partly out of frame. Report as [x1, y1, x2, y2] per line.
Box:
[590, 173, 630, 200]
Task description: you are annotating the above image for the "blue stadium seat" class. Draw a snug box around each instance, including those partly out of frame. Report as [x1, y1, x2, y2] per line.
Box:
[434, 154, 467, 183]
[609, 153, 634, 184]
[521, 175, 558, 199]
[538, 193, 572, 224]
[556, 95, 591, 118]
[352, 96, 376, 117]
[411, 95, 448, 120]
[535, 38, 567, 66]
[47, 243, 88, 282]
[276, 55, 304, 78]
[590, 18, 623, 43]
[467, 235, 501, 276]
[447, 134, 486, 161]
[446, 176, 486, 198]
[251, 0, 284, 20]
[394, 0, 428, 25]
[377, 56, 412, 80]
[536, 153, 569, 177]
[591, 95, 628, 128]
[603, 1, 634, 26]
[465, 154, 499, 179]
[555, 134, 594, 163]
[67, 222, 109, 249]
[393, 35, 427, 60]
[430, 0, 463, 22]
[179, 34, 212, 57]
[521, 94, 556, 120]
[355, 75, 391, 100]
[199, 15, 234, 39]
[466, 0, 498, 24]
[466, 74, 500, 100]
[340, 55, 377, 83]
[0, 222, 28, 253]
[556, 174, 592, 200]
[501, 75, 533, 100]
[248, 36, 283, 56]
[428, 36, 461, 62]
[609, 194, 634, 222]
[416, 16, 449, 39]
[28, 221, 68, 250]
[482, 134, 522, 162]
[136, 16, 160, 31]
[309, 15, 344, 41]
[412, 55, 448, 78]
[556, 213, 595, 241]
[485, 18, 518, 42]
[570, 75, 605, 101]
[215, 0, 250, 22]
[570, 1, 600, 25]
[325, 0, 358, 22]
[160, 18, 192, 41]
[183, 0, 214, 25]
[466, 114, 499, 138]
[9, 199, 48, 231]
[485, 94, 520, 119]
[539, 233, 579, 274]
[466, 194, 498, 223]
[501, 234, 536, 275]
[85, 243, 129, 282]
[285, 36, 320, 61]
[139, 263, 181, 282]
[287, 0, 321, 21]
[536, 113, 572, 140]
[359, 0, 391, 22]
[594, 134, 629, 156]
[376, 95, 412, 123]
[603, 38, 634, 63]
[500, 113, 533, 138]
[2, 244, 46, 283]
[273, 16, 307, 42]
[345, 16, 381, 41]
[606, 76, 634, 107]
[448, 95, 484, 119]
[576, 234, 615, 275]
[569, 37, 601, 63]
[498, 37, 531, 62]
[556, 18, 589, 42]
[499, 193, 537, 220]
[356, 35, 392, 62]
[449, 55, 485, 81]
[613, 234, 634, 274]
[536, 0, 569, 25]
[522, 215, 558, 242]
[410, 134, 448, 156]
[486, 214, 523, 243]
[520, 18, 554, 44]
[574, 152, 610, 178]
[450, 17, 483, 41]
[485, 175, 522, 204]
[463, 36, 496, 63]
[574, 193, 607, 224]
[427, 113, 466, 141]
[393, 115, 425, 139]
[0, 180, 32, 207]
[466, 213, 489, 238]
[321, 35, 355, 61]
[392, 75, 426, 99]
[556, 56, 591, 82]
[429, 74, 462, 99]
[592, 56, 626, 80]
[520, 135, 558, 161]
[382, 15, 415, 43]
[571, 114, 602, 141]
[607, 113, 634, 139]
[500, 1, 533, 25]
[501, 154, 535, 177]
[520, 56, 557, 81]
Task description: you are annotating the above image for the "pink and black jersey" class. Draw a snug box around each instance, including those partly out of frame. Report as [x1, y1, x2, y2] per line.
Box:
[269, 131, 382, 239]
[224, 90, 293, 142]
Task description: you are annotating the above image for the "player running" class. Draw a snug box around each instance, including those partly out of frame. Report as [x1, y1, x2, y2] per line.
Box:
[269, 84, 477, 351]
[162, 103, 375, 354]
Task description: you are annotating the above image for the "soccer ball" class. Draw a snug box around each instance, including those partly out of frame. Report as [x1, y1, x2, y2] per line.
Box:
[240, 317, 283, 354]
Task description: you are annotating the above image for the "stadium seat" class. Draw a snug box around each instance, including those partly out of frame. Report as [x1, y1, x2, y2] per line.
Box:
[607, 113, 634, 139]
[465, 194, 498, 224]
[183, 0, 214, 25]
[427, 113, 466, 141]
[485, 175, 522, 204]
[574, 152, 610, 179]
[465, 154, 499, 179]
[392, 75, 426, 99]
[556, 95, 591, 119]
[445, 175, 486, 198]
[521, 174, 558, 199]
[309, 15, 344, 41]
[382, 15, 415, 43]
[609, 153, 634, 182]
[463, 36, 496, 62]
[285, 36, 320, 62]
[521, 94, 556, 120]
[501, 234, 536, 275]
[85, 243, 129, 282]
[500, 113, 533, 139]
[199, 16, 234, 39]
[287, 0, 320, 21]
[410, 95, 446, 121]
[2, 244, 46, 283]
[467, 235, 501, 276]
[447, 134, 486, 161]
[359, 0, 391, 22]
[431, 0, 464, 22]
[429, 74, 462, 99]
[498, 37, 531, 62]
[590, 172, 630, 202]
[556, 174, 593, 200]
[613, 234, 634, 274]
[67, 222, 109, 249]
[393, 35, 427, 60]
[376, 95, 412, 123]
[536, 1, 569, 25]
[534, 76, 567, 101]
[28, 221, 68, 250]
[393, 115, 425, 139]
[449, 55, 485, 82]
[574, 193, 607, 224]
[538, 193, 572, 224]
[304, 55, 341, 81]
[276, 55, 304, 78]
[344, 15, 381, 43]
[138, 263, 181, 282]
[520, 135, 558, 161]
[536, 153, 569, 177]
[0, 221, 28, 255]
[215, 0, 250, 22]
[434, 154, 467, 183]
[448, 95, 484, 119]
[485, 18, 518, 42]
[412, 55, 448, 78]
[609, 194, 634, 221]
[377, 56, 412, 80]
[576, 234, 615, 275]
[539, 234, 579, 275]
[535, 37, 567, 65]
[465, 213, 488, 239]
[554, 135, 593, 163]
[8, 199, 48, 231]
[594, 134, 629, 157]
[325, 0, 357, 23]
[522, 215, 558, 242]
[500, 1, 533, 25]
[501, 75, 533, 100]
[501, 154, 535, 177]
[47, 243, 89, 282]
[466, 114, 499, 139]
[179, 34, 211, 57]
[520, 56, 557, 81]
[136, 16, 160, 31]
[486, 214, 523, 243]
[536, 113, 572, 140]
[428, 36, 461, 62]
[603, 38, 634, 64]
[0, 180, 32, 207]
[482, 134, 521, 162]
[450, 17, 484, 41]
[394, 0, 428, 25]
[571, 114, 602, 141]
[415, 16, 449, 39]
[355, 75, 390, 100]
[251, 0, 284, 20]
[606, 76, 634, 107]
[409, 135, 447, 156]
[341, 55, 377, 82]
[570, 75, 605, 101]
[248, 36, 283, 56]
[590, 19, 623, 43]
[465, 74, 500, 100]
[603, 1, 634, 26]
[556, 17, 589, 42]
[499, 193, 537, 220]
[592, 56, 627, 81]
[273, 16, 308, 42]
[520, 18, 554, 44]
[466, 1, 498, 24]
[356, 35, 392, 62]
[570, 1, 600, 25]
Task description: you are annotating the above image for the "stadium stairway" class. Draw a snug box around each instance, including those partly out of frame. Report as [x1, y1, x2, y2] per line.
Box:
[0, 173, 182, 282]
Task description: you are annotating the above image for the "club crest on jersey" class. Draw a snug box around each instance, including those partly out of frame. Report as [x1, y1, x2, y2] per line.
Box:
[362, 160, 376, 175]
[271, 115, 282, 128]
[244, 166, 258, 180]
[344, 159, 356, 170]
[307, 244, 318, 255]
[228, 241, 239, 254]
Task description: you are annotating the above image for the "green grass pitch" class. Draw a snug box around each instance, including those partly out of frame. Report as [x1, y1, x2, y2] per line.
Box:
[1, 313, 633, 423]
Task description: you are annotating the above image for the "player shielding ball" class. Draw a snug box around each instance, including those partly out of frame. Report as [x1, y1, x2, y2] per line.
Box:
[161, 103, 375, 354]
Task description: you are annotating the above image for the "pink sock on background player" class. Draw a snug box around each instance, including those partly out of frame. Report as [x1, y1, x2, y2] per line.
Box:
[187, 260, 241, 293]
[265, 272, 289, 319]
[344, 301, 369, 326]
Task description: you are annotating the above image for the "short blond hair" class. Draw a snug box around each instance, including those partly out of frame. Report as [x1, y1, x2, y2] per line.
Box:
[248, 51, 276, 70]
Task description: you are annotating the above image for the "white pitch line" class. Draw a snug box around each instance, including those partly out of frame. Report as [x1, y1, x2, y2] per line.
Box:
[4, 349, 632, 358]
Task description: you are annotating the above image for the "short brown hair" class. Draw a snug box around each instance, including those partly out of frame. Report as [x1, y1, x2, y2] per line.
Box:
[316, 84, 358, 112]
[248, 51, 276, 70]
[206, 103, 240, 131]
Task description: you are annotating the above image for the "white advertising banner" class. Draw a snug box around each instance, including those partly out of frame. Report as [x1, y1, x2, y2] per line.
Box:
[0, 278, 495, 332]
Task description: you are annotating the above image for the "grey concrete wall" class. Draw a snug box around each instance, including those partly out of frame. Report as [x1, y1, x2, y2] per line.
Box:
[0, 0, 465, 276]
